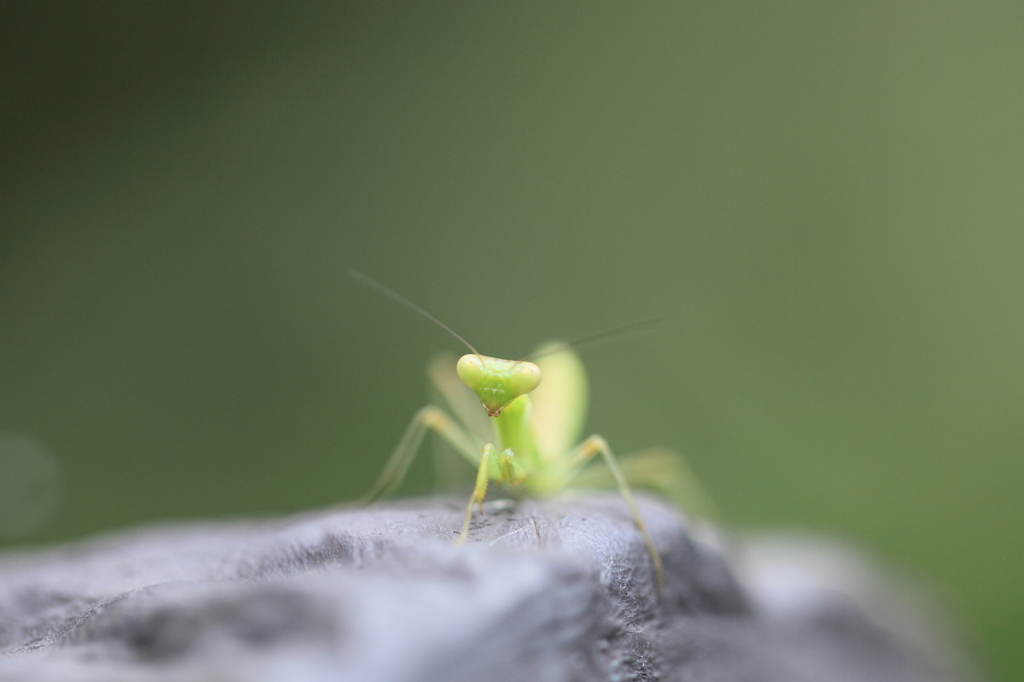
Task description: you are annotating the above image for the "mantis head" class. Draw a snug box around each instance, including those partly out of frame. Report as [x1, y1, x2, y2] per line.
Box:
[456, 354, 542, 417]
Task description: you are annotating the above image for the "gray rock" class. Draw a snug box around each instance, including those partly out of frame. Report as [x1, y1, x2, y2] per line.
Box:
[0, 495, 978, 682]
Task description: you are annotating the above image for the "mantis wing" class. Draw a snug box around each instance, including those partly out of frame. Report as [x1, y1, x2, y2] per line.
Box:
[529, 342, 588, 463]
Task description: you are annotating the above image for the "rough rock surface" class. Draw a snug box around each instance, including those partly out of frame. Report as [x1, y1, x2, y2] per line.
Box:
[0, 495, 977, 681]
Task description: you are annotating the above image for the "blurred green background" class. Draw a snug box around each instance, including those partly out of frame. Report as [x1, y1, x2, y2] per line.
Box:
[1, 2, 1021, 678]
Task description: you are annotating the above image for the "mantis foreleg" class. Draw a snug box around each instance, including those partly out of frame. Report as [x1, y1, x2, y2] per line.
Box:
[458, 443, 495, 544]
[456, 443, 526, 544]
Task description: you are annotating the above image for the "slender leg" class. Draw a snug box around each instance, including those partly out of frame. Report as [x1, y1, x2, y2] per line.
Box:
[457, 443, 496, 544]
[359, 406, 481, 505]
[567, 447, 720, 519]
[497, 448, 526, 487]
[566, 435, 666, 591]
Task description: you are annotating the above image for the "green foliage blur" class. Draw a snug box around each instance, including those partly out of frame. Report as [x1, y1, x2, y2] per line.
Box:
[1, 2, 1021, 678]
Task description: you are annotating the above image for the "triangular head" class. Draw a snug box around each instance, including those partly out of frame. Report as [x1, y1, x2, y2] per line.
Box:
[455, 354, 542, 417]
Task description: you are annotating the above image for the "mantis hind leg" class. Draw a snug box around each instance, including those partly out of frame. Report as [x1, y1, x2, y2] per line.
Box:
[359, 406, 481, 505]
[566, 435, 666, 591]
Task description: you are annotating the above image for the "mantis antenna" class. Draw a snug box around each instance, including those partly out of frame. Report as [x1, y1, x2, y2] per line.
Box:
[518, 318, 659, 362]
[349, 269, 482, 357]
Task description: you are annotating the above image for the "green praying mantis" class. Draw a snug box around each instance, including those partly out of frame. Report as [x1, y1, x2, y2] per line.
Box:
[352, 270, 717, 590]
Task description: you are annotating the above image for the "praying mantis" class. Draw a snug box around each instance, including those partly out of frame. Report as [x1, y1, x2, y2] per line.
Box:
[352, 270, 717, 590]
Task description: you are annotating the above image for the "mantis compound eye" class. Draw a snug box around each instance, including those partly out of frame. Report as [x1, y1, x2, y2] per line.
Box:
[509, 361, 542, 397]
[456, 354, 485, 391]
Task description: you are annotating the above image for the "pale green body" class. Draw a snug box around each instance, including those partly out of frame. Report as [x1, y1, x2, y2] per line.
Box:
[454, 348, 581, 497]
[352, 270, 717, 591]
[361, 342, 719, 591]
[359, 344, 591, 506]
